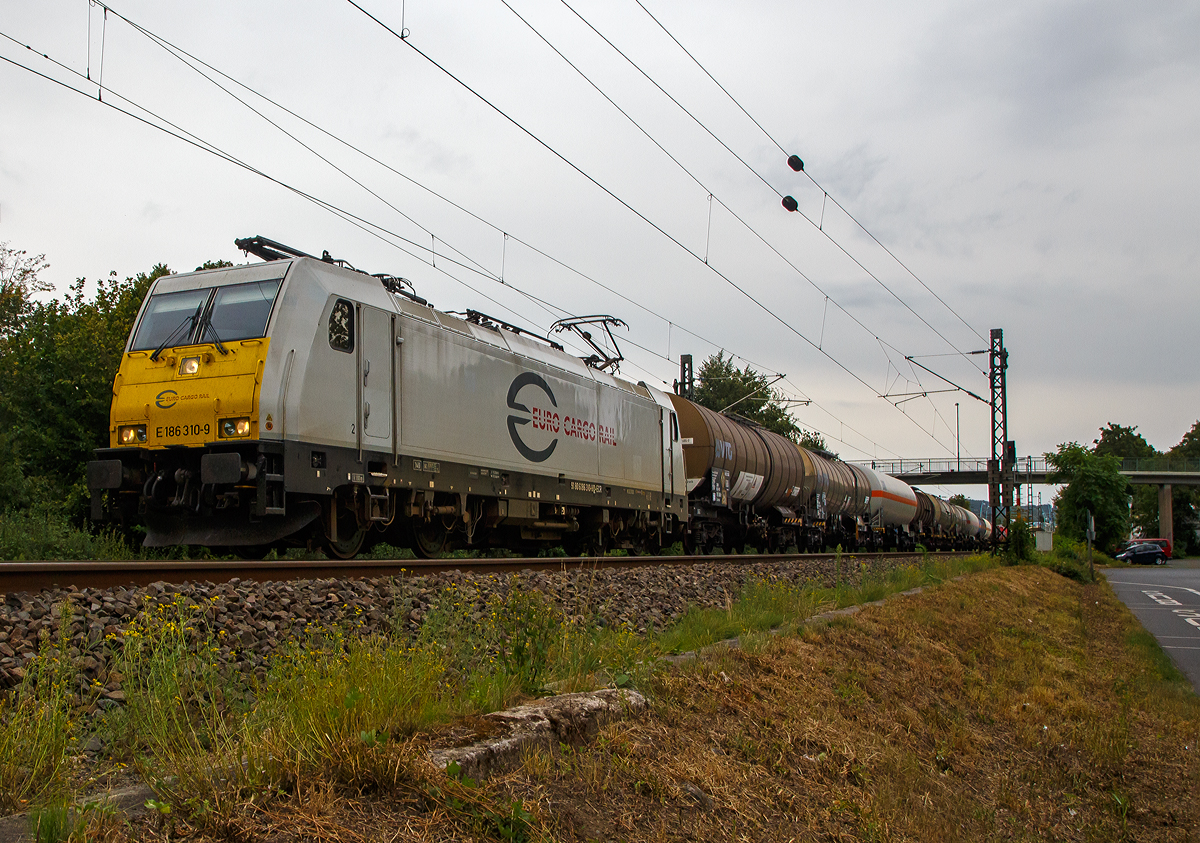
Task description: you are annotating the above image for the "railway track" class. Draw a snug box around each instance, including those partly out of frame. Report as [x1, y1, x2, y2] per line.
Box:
[0, 551, 974, 594]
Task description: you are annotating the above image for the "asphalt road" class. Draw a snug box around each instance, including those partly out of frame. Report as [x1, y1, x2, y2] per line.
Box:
[1103, 561, 1200, 693]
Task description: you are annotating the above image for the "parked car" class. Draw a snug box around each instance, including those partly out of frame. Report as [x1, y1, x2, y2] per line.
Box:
[1118, 537, 1172, 558]
[1115, 542, 1169, 565]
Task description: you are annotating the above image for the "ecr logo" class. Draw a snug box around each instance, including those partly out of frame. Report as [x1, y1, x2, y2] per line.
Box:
[155, 389, 179, 409]
[507, 372, 558, 462]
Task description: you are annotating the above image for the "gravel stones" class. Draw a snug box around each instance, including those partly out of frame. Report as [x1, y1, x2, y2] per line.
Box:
[0, 554, 898, 698]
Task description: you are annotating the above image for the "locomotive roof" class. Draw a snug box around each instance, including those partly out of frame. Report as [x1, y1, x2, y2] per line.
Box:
[148, 256, 656, 400]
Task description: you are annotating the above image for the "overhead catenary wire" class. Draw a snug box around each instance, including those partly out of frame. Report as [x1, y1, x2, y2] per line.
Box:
[0, 25, 687, 391]
[560, 0, 984, 375]
[343, 0, 963, 457]
[82, 0, 935, 460]
[498, 0, 930, 388]
[1, 14, 934, 460]
[0, 39, 578, 353]
[628, 0, 984, 345]
[80, 2, 840, 411]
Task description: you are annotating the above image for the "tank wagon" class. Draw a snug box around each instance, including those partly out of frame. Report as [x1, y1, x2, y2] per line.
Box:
[87, 238, 991, 558]
[909, 490, 991, 550]
[667, 398, 923, 553]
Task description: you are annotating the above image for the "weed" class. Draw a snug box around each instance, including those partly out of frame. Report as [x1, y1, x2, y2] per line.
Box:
[0, 602, 84, 814]
[30, 802, 73, 843]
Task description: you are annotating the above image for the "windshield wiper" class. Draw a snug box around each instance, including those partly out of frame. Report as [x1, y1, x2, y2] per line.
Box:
[150, 303, 203, 362]
[196, 308, 228, 355]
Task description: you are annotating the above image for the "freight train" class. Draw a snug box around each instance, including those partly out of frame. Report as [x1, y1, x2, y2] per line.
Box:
[87, 238, 990, 558]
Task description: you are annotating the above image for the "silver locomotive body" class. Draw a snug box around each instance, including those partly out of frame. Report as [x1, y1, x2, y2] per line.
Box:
[89, 254, 687, 557]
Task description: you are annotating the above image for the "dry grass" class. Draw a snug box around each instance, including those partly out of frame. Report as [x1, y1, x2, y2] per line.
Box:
[488, 565, 1200, 842]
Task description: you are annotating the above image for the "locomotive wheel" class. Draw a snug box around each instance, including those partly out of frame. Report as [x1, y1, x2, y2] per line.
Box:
[565, 529, 607, 557]
[233, 544, 274, 561]
[411, 519, 447, 558]
[323, 501, 366, 559]
[324, 528, 366, 560]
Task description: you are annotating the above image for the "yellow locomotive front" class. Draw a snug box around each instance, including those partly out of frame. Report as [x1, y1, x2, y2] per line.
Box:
[108, 278, 275, 450]
[88, 266, 295, 548]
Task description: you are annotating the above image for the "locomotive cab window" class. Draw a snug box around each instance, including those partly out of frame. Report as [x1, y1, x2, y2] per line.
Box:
[130, 288, 210, 351]
[329, 299, 354, 352]
[206, 278, 282, 342]
[131, 278, 283, 351]
[670, 412, 680, 442]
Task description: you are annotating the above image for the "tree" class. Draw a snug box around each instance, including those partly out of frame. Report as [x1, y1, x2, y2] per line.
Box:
[196, 259, 234, 271]
[947, 493, 971, 509]
[1165, 421, 1200, 554]
[1091, 423, 1159, 537]
[1092, 423, 1156, 461]
[0, 243, 50, 339]
[1089, 422, 1197, 553]
[0, 259, 171, 516]
[1047, 442, 1129, 553]
[692, 352, 829, 451]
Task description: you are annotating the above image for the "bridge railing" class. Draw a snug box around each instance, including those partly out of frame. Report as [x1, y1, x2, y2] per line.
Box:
[1119, 457, 1200, 473]
[848, 456, 1200, 478]
[848, 457, 1049, 476]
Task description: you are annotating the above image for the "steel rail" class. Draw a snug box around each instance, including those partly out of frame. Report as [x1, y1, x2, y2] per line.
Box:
[0, 551, 973, 594]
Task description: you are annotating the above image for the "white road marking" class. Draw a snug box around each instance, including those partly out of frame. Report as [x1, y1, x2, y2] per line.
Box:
[1107, 581, 1200, 598]
[1144, 590, 1182, 605]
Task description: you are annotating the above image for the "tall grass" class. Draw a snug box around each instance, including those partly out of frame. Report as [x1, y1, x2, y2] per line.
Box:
[0, 603, 82, 814]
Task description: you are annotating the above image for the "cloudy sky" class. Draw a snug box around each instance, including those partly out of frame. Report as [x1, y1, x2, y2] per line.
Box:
[2, 0, 1198, 499]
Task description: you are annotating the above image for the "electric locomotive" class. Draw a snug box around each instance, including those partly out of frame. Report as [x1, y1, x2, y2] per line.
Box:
[88, 238, 687, 558]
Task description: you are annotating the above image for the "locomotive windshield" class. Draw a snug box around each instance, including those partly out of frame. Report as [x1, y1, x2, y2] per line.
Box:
[131, 278, 283, 351]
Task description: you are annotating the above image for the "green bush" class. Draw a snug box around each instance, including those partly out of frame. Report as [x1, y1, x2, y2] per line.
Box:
[1005, 517, 1035, 564]
[0, 507, 140, 561]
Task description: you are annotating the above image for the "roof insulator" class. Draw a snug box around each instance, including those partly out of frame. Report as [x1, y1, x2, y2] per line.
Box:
[787, 154, 804, 172]
[781, 195, 799, 213]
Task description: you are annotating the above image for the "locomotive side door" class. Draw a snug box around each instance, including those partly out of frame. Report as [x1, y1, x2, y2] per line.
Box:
[659, 408, 678, 511]
[359, 305, 394, 452]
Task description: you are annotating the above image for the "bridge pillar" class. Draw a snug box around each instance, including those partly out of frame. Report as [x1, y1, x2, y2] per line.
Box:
[1158, 484, 1174, 548]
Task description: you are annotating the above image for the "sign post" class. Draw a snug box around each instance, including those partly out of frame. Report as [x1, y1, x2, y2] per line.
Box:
[1086, 510, 1095, 580]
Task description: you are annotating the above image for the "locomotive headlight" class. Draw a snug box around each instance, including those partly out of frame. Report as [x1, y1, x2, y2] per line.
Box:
[118, 424, 147, 445]
[219, 417, 251, 438]
[179, 356, 201, 376]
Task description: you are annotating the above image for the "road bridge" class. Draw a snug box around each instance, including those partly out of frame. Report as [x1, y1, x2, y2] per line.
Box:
[849, 457, 1200, 549]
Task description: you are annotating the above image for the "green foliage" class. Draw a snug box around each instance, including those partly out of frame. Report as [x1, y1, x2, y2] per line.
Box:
[1165, 421, 1200, 555]
[1092, 423, 1156, 460]
[0, 243, 51, 339]
[693, 352, 825, 449]
[1005, 516, 1035, 564]
[1085, 421, 1199, 556]
[195, 259, 233, 271]
[654, 554, 998, 655]
[1047, 443, 1130, 553]
[0, 255, 169, 517]
[0, 505, 143, 561]
[947, 493, 970, 509]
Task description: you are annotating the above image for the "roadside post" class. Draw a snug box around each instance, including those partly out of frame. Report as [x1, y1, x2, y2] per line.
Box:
[1086, 511, 1095, 580]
